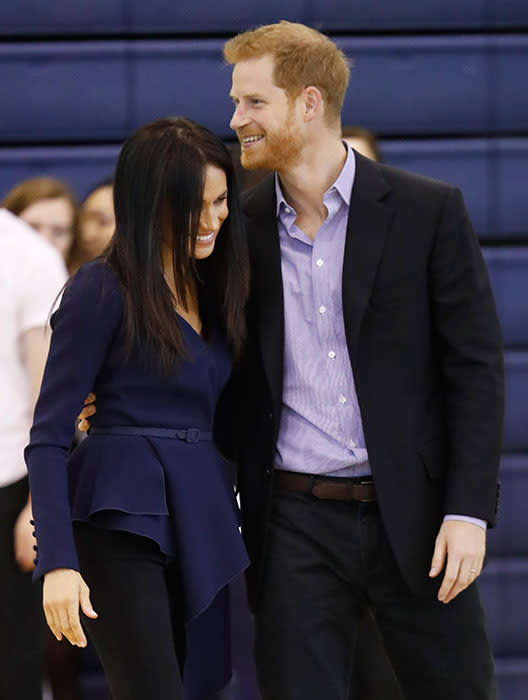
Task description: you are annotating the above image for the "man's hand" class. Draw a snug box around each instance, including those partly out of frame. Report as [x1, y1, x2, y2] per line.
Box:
[43, 569, 98, 647]
[429, 520, 486, 603]
[13, 502, 36, 572]
[77, 393, 96, 432]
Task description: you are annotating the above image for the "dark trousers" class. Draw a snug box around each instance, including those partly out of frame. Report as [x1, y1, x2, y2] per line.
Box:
[73, 523, 186, 700]
[254, 488, 496, 700]
[0, 477, 43, 700]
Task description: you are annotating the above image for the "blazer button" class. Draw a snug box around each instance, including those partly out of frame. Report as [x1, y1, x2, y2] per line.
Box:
[32, 531, 36, 538]
[29, 519, 35, 526]
[264, 467, 272, 477]
[33, 545, 38, 551]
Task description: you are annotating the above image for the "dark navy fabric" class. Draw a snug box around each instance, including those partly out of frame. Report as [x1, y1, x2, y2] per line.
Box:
[25, 260, 249, 698]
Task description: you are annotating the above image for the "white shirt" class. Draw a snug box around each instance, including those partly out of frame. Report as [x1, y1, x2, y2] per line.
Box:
[0, 209, 67, 488]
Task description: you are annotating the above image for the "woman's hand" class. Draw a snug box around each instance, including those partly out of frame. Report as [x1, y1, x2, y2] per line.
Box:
[43, 569, 98, 647]
[77, 393, 96, 431]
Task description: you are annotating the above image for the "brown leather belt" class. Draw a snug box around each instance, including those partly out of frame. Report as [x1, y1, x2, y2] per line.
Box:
[274, 470, 376, 503]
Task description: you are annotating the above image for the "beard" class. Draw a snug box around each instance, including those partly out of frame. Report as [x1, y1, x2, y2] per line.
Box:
[239, 112, 305, 172]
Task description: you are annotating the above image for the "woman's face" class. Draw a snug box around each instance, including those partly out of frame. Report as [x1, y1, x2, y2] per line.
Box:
[193, 164, 229, 260]
[19, 196, 75, 260]
[80, 185, 115, 259]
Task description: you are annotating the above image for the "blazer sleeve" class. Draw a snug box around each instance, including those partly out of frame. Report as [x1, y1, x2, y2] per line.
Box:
[25, 261, 123, 578]
[430, 187, 504, 524]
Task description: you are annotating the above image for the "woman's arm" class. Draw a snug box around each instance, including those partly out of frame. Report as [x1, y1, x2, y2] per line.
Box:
[24, 262, 122, 643]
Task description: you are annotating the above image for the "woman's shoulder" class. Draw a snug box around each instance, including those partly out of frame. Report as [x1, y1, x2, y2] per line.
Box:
[57, 258, 123, 324]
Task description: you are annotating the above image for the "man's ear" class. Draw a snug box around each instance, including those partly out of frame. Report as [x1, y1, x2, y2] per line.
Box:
[303, 86, 323, 122]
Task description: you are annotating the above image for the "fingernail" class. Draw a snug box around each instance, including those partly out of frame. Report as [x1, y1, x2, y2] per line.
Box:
[429, 567, 438, 576]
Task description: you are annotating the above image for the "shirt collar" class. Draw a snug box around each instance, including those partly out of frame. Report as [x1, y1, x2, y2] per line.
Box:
[275, 140, 356, 219]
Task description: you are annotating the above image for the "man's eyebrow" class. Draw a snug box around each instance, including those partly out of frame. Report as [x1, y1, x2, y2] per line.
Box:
[229, 92, 265, 101]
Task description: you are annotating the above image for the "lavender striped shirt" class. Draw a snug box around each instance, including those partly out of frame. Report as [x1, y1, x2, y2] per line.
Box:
[275, 145, 369, 477]
[273, 144, 485, 529]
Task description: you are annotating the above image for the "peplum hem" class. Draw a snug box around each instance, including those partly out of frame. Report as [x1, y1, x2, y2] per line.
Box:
[68, 431, 249, 700]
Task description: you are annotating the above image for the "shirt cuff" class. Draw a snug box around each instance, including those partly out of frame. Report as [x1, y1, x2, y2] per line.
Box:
[443, 514, 487, 531]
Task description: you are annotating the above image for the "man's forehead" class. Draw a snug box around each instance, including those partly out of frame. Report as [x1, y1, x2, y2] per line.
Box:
[230, 56, 279, 95]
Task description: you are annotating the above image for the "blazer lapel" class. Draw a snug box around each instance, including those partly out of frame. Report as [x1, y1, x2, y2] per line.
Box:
[343, 153, 393, 365]
[243, 178, 284, 420]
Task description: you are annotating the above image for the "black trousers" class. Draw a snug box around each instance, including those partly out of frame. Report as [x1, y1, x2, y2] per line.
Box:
[254, 488, 496, 700]
[73, 523, 186, 700]
[0, 477, 44, 700]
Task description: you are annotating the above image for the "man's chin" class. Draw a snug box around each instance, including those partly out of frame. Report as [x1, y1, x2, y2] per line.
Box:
[240, 153, 269, 171]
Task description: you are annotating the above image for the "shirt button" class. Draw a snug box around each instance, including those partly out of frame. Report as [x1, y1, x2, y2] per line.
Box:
[316, 258, 324, 267]
[349, 440, 357, 448]
[328, 350, 336, 359]
[284, 207, 291, 214]
[339, 395, 347, 404]
[319, 305, 326, 314]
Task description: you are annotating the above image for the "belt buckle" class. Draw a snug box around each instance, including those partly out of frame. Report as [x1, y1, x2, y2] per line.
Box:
[185, 428, 200, 443]
[359, 479, 376, 503]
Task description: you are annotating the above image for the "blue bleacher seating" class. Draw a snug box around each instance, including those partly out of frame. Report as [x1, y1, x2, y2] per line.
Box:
[1, 37, 527, 143]
[1, 0, 528, 35]
[480, 558, 528, 656]
[131, 40, 232, 137]
[495, 658, 528, 700]
[383, 139, 528, 238]
[487, 455, 528, 557]
[383, 139, 489, 236]
[483, 247, 528, 346]
[0, 147, 119, 202]
[130, 1, 304, 33]
[504, 353, 528, 453]
[493, 36, 528, 133]
[0, 0, 123, 35]
[491, 140, 528, 238]
[0, 43, 128, 142]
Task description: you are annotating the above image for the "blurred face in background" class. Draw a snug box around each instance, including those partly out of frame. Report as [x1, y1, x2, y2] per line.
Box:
[80, 184, 115, 259]
[343, 135, 380, 162]
[18, 196, 75, 259]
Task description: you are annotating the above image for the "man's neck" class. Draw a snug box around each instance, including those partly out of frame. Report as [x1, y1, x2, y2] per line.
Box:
[276, 136, 347, 240]
[277, 137, 346, 213]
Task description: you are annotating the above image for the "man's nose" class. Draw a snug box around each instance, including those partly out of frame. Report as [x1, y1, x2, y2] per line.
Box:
[230, 104, 247, 131]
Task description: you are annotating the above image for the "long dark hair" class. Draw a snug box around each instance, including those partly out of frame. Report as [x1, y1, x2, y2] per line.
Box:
[104, 117, 249, 366]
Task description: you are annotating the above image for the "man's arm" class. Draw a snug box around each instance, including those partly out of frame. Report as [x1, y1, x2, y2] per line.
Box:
[427, 186, 504, 603]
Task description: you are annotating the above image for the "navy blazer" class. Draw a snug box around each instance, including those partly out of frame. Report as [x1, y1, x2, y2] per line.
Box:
[25, 260, 248, 622]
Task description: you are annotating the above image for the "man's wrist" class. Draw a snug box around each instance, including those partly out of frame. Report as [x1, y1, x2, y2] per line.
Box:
[443, 514, 487, 530]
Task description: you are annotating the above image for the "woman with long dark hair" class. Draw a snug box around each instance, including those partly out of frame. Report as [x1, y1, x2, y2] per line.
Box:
[25, 117, 250, 700]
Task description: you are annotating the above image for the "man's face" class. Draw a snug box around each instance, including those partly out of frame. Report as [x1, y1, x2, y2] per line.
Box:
[229, 55, 305, 172]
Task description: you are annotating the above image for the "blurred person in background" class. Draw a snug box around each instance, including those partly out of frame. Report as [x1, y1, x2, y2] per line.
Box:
[0, 207, 67, 700]
[342, 125, 382, 162]
[2, 176, 80, 274]
[2, 176, 84, 700]
[70, 177, 115, 273]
